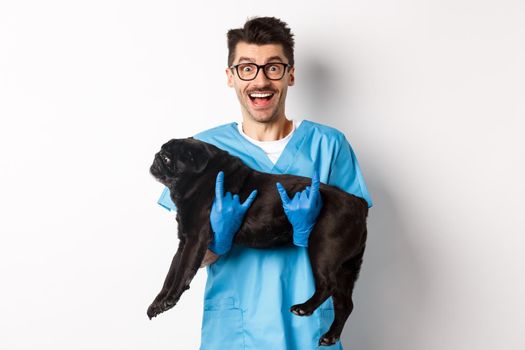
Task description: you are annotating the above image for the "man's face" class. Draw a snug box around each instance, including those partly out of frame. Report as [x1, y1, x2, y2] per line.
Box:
[226, 42, 295, 124]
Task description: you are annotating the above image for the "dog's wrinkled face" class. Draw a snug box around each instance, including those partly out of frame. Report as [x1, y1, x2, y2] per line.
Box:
[150, 138, 213, 186]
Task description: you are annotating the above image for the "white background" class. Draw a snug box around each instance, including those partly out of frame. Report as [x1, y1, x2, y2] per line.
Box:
[1, 1, 524, 349]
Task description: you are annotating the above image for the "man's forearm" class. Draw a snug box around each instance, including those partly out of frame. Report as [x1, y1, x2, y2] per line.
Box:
[200, 249, 220, 268]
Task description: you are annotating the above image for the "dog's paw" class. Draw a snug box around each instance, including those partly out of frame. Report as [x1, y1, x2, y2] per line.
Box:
[147, 303, 162, 319]
[161, 296, 179, 311]
[319, 334, 339, 346]
[147, 297, 179, 319]
[290, 304, 313, 316]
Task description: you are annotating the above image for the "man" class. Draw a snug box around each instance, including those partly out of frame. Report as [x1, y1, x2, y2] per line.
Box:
[157, 16, 373, 350]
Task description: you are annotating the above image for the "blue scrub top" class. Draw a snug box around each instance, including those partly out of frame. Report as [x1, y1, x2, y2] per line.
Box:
[157, 120, 372, 350]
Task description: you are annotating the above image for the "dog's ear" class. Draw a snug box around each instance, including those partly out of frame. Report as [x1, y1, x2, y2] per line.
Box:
[177, 138, 216, 174]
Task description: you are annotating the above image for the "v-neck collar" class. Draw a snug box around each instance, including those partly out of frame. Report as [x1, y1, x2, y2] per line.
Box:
[229, 120, 310, 174]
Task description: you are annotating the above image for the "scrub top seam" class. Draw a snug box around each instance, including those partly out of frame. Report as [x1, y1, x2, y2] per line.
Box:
[279, 122, 310, 174]
[271, 119, 310, 174]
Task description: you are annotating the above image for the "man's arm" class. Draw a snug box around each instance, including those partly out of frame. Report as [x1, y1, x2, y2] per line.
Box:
[200, 249, 220, 268]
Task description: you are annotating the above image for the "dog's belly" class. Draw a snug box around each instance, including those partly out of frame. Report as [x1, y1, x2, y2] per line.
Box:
[225, 175, 365, 250]
[233, 215, 294, 248]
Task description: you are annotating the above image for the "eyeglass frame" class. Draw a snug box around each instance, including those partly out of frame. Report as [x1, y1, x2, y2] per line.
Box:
[229, 62, 293, 81]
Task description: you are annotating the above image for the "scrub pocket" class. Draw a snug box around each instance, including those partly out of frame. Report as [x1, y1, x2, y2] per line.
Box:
[200, 297, 245, 350]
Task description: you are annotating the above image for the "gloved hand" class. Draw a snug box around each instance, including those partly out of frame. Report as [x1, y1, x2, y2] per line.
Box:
[209, 171, 258, 255]
[276, 171, 323, 247]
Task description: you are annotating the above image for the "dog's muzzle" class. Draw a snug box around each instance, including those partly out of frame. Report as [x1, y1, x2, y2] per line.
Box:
[150, 154, 166, 179]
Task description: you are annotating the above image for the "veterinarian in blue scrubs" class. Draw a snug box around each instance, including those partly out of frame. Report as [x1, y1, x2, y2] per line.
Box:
[157, 17, 373, 350]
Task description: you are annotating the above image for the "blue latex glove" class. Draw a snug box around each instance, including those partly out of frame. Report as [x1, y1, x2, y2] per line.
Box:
[276, 171, 323, 247]
[209, 171, 258, 255]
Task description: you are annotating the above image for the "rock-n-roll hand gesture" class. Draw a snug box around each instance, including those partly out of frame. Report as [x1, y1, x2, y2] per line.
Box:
[209, 171, 258, 255]
[276, 171, 323, 247]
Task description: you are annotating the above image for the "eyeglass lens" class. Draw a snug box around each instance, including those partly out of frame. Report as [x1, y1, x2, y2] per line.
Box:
[237, 63, 286, 80]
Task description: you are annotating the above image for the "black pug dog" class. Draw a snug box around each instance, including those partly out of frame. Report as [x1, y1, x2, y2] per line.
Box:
[148, 137, 368, 346]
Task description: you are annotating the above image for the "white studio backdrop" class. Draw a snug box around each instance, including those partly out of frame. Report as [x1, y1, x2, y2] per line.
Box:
[1, 1, 524, 349]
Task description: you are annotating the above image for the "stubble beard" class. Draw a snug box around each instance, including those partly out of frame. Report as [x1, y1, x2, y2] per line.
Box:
[239, 90, 286, 124]
[247, 106, 281, 124]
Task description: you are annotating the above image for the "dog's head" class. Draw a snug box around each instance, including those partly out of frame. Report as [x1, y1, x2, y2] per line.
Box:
[150, 137, 219, 186]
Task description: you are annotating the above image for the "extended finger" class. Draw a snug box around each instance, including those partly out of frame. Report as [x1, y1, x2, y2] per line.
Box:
[241, 189, 258, 208]
[215, 171, 224, 202]
[310, 171, 321, 200]
[276, 182, 291, 205]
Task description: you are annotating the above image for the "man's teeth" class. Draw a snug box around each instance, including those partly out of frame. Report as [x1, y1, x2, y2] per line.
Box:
[249, 93, 273, 98]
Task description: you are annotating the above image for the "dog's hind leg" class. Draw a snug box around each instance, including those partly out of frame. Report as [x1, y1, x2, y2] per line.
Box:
[290, 240, 342, 317]
[318, 245, 366, 346]
[290, 267, 336, 317]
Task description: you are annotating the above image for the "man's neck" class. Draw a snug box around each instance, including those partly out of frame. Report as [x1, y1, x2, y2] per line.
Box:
[241, 117, 293, 141]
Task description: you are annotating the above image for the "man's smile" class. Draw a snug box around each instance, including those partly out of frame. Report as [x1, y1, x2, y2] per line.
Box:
[247, 90, 276, 108]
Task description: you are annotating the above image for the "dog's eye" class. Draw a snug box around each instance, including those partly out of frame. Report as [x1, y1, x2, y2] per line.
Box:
[162, 155, 171, 164]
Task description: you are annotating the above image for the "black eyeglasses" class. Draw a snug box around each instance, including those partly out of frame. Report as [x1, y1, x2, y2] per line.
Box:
[229, 62, 292, 81]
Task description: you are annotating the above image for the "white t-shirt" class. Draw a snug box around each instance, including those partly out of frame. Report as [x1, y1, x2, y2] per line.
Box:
[237, 119, 303, 164]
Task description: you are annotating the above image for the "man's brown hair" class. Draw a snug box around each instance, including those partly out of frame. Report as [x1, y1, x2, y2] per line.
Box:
[227, 16, 295, 67]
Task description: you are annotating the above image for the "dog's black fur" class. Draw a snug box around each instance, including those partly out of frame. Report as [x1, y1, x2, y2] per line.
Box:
[148, 137, 368, 346]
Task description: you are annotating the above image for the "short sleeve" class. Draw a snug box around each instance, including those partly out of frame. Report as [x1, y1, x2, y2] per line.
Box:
[157, 186, 177, 212]
[327, 136, 373, 208]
